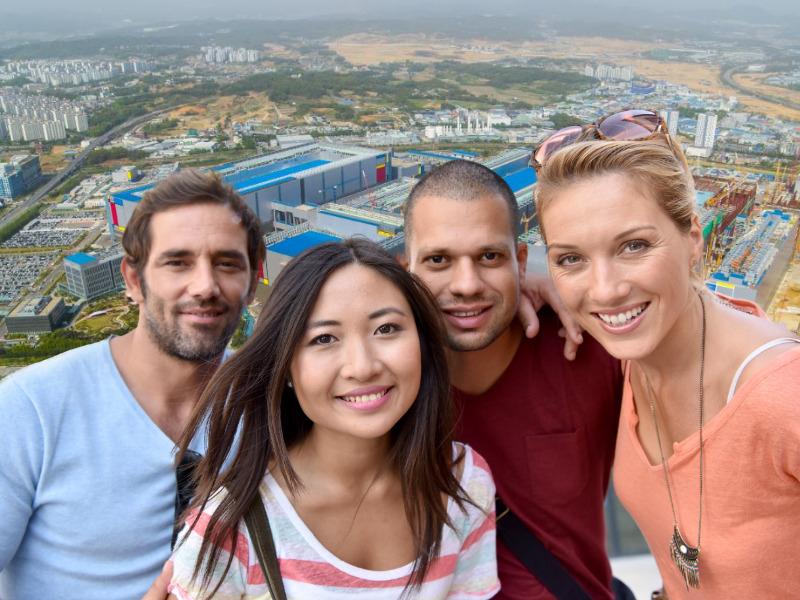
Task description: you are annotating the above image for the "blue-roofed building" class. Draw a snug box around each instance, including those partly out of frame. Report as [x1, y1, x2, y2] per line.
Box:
[503, 168, 537, 194]
[106, 143, 390, 240]
[264, 230, 341, 283]
[64, 247, 125, 300]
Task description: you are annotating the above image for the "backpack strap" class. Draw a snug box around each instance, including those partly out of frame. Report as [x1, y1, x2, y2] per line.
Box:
[243, 491, 287, 600]
[496, 497, 593, 600]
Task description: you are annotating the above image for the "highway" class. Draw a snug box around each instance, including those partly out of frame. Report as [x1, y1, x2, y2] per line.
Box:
[720, 66, 800, 113]
[0, 105, 182, 230]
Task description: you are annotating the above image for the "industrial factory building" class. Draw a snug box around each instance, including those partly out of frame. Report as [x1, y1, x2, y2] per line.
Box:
[105, 143, 390, 238]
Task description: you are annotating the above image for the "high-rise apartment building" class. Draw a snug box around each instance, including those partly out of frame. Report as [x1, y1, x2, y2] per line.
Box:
[665, 110, 680, 137]
[695, 112, 718, 149]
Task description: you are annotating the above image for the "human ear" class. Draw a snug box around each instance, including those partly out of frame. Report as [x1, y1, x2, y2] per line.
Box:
[121, 258, 145, 304]
[516, 242, 528, 285]
[688, 213, 704, 266]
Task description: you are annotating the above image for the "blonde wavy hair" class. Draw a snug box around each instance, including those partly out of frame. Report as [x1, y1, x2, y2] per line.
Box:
[534, 138, 705, 283]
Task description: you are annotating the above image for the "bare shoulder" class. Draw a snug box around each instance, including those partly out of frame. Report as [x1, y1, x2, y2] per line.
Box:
[715, 299, 800, 394]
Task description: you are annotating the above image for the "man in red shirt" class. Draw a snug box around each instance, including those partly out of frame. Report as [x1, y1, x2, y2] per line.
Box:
[403, 159, 624, 600]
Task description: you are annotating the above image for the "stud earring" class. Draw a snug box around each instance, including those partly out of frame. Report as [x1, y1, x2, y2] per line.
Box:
[287, 380, 293, 389]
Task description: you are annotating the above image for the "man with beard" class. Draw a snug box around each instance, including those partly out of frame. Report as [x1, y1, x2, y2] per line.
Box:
[403, 160, 625, 600]
[0, 170, 265, 600]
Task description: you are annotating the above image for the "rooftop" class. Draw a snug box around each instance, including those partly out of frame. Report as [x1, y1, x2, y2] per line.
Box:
[267, 230, 341, 258]
[65, 252, 96, 265]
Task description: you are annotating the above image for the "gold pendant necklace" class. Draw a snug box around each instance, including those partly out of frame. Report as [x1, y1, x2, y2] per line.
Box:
[644, 292, 705, 591]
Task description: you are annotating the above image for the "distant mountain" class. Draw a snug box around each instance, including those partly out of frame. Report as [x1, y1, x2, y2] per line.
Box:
[0, 7, 797, 58]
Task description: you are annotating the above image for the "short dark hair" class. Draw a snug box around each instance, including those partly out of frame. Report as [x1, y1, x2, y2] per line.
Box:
[178, 238, 470, 594]
[403, 159, 519, 247]
[121, 169, 265, 290]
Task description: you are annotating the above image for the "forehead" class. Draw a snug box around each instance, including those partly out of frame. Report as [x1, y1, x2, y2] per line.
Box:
[407, 193, 515, 253]
[147, 203, 248, 256]
[543, 174, 671, 239]
[311, 264, 411, 317]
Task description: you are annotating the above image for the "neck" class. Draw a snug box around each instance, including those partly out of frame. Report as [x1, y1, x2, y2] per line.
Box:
[634, 290, 708, 397]
[448, 321, 523, 395]
[292, 428, 393, 491]
[110, 327, 223, 442]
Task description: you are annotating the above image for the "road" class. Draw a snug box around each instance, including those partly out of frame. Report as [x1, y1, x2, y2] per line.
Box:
[720, 66, 800, 113]
[0, 105, 183, 230]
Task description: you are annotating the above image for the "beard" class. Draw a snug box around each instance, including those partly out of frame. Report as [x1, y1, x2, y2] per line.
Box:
[140, 277, 245, 363]
[440, 293, 518, 353]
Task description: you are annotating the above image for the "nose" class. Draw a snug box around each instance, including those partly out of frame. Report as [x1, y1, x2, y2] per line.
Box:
[588, 259, 630, 306]
[188, 261, 220, 299]
[448, 258, 485, 298]
[340, 336, 381, 382]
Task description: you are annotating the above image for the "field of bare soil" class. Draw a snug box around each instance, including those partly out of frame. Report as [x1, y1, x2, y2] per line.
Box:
[329, 34, 800, 121]
[768, 262, 800, 334]
[163, 93, 277, 133]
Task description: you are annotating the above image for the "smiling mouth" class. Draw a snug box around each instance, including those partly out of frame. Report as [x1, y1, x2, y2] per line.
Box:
[338, 387, 391, 403]
[447, 308, 487, 318]
[595, 303, 648, 327]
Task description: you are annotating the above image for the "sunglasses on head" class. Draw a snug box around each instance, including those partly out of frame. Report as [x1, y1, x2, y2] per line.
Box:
[530, 109, 668, 171]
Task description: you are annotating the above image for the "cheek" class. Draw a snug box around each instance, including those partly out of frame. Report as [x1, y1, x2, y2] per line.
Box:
[420, 272, 447, 297]
[550, 272, 582, 310]
[396, 338, 422, 394]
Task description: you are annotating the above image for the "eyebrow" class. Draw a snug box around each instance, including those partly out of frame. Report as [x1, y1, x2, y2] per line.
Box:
[156, 249, 248, 263]
[368, 307, 408, 320]
[305, 307, 408, 330]
[547, 226, 657, 251]
[417, 243, 512, 255]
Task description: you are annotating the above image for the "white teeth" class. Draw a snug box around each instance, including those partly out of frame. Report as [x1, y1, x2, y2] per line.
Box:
[451, 310, 482, 317]
[341, 388, 389, 403]
[598, 304, 645, 326]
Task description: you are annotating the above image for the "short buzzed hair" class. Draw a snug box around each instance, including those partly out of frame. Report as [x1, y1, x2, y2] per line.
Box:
[403, 159, 520, 249]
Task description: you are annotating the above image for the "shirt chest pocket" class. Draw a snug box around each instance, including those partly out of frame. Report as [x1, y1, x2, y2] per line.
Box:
[525, 425, 589, 504]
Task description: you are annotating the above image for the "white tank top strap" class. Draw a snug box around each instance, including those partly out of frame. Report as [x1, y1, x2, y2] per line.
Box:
[727, 338, 800, 403]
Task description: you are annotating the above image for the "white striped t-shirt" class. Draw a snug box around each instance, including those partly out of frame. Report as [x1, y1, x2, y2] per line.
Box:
[168, 443, 499, 600]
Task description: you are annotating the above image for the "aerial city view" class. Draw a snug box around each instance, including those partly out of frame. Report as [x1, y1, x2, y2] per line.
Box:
[1, 0, 799, 597]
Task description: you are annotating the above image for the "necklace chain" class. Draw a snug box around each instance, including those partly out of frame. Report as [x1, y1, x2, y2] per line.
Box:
[644, 292, 705, 589]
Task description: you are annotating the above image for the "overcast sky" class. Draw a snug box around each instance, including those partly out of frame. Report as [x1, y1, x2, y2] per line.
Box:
[3, 0, 800, 35]
[7, 0, 800, 20]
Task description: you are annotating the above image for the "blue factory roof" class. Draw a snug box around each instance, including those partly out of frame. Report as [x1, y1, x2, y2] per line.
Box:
[267, 231, 341, 258]
[232, 159, 331, 195]
[452, 150, 479, 158]
[503, 168, 537, 193]
[492, 160, 525, 178]
[112, 184, 152, 205]
[319, 209, 382, 227]
[65, 252, 96, 265]
[406, 150, 458, 161]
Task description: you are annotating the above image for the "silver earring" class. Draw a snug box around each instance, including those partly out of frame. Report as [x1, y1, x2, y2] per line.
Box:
[287, 380, 293, 389]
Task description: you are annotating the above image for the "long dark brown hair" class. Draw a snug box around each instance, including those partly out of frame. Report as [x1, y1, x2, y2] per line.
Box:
[176, 237, 468, 596]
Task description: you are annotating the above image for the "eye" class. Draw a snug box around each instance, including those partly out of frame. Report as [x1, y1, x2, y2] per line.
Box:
[311, 333, 336, 346]
[555, 254, 582, 267]
[217, 260, 243, 269]
[375, 323, 400, 335]
[165, 260, 187, 267]
[623, 240, 650, 253]
[482, 252, 501, 261]
[424, 255, 445, 265]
